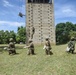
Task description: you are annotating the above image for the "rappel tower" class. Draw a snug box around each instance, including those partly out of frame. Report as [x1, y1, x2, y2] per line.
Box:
[26, 0, 56, 44]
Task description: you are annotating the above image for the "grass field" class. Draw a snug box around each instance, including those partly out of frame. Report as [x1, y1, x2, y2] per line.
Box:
[0, 44, 76, 75]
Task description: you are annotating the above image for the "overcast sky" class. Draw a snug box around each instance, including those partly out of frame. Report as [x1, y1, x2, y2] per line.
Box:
[0, 0, 76, 32]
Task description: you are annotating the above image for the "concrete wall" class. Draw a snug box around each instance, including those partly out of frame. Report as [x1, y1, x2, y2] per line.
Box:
[26, 0, 56, 45]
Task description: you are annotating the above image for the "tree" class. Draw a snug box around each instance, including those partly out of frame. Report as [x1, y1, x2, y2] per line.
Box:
[9, 31, 16, 42]
[56, 22, 76, 44]
[3, 31, 10, 44]
[16, 26, 26, 43]
[56, 23, 67, 44]
[0, 30, 16, 44]
[0, 30, 4, 44]
[69, 31, 76, 38]
[74, 24, 76, 31]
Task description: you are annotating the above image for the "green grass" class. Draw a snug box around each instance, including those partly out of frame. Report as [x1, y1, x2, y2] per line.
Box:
[0, 44, 76, 75]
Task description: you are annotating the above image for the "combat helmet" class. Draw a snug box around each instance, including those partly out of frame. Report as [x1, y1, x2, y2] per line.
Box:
[45, 37, 49, 41]
[71, 37, 75, 41]
[9, 38, 13, 42]
[28, 39, 32, 43]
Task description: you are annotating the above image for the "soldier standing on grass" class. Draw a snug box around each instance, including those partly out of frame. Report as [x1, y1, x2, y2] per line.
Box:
[68, 37, 75, 54]
[44, 38, 52, 55]
[8, 38, 16, 55]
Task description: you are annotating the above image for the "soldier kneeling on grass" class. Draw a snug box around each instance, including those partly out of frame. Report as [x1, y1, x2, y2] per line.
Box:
[43, 38, 53, 55]
[68, 37, 75, 54]
[8, 38, 16, 55]
[27, 39, 35, 55]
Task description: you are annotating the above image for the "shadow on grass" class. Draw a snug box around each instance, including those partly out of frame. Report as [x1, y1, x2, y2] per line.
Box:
[15, 53, 19, 55]
[8, 53, 19, 56]
[0, 48, 4, 53]
[73, 52, 76, 54]
[66, 51, 76, 55]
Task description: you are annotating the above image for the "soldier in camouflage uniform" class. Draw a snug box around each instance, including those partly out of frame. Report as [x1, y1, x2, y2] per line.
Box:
[8, 38, 16, 55]
[68, 37, 75, 54]
[30, 27, 35, 39]
[44, 38, 52, 55]
[27, 39, 35, 55]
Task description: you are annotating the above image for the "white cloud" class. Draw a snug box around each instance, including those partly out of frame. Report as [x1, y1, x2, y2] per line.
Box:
[0, 21, 25, 27]
[62, 6, 76, 15]
[55, 4, 76, 19]
[3, 0, 14, 7]
[62, 8, 72, 13]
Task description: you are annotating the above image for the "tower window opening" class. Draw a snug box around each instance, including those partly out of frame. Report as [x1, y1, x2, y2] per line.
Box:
[28, 0, 52, 4]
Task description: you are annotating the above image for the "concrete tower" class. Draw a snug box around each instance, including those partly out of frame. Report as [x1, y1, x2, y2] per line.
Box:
[26, 0, 56, 45]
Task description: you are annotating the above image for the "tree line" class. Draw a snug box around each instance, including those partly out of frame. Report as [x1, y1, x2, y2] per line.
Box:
[0, 26, 26, 44]
[0, 22, 76, 44]
[56, 22, 76, 44]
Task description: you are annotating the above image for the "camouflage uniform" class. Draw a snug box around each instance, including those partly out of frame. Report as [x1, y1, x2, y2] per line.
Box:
[68, 37, 75, 54]
[27, 40, 35, 55]
[30, 27, 35, 39]
[8, 38, 16, 55]
[45, 38, 52, 55]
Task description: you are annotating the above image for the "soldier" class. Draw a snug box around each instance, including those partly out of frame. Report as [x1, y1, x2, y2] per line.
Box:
[30, 27, 35, 39]
[27, 39, 35, 55]
[68, 37, 75, 54]
[8, 38, 16, 55]
[44, 38, 52, 55]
